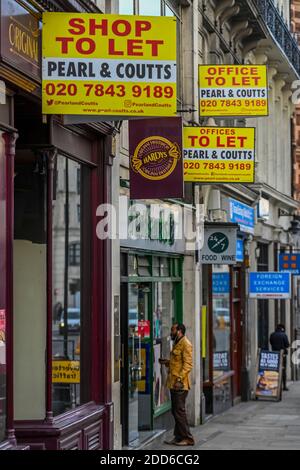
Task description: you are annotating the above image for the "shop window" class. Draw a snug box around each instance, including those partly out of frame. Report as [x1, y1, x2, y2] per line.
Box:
[138, 0, 162, 15]
[170, 258, 179, 278]
[14, 150, 47, 421]
[69, 242, 80, 267]
[153, 282, 175, 412]
[212, 266, 231, 381]
[119, 0, 134, 14]
[152, 257, 160, 277]
[76, 168, 80, 195]
[137, 256, 150, 277]
[0, 134, 6, 441]
[128, 254, 138, 277]
[202, 265, 211, 384]
[160, 257, 170, 277]
[121, 253, 128, 277]
[52, 156, 91, 416]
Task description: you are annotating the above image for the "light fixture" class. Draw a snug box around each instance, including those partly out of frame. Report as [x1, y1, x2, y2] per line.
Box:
[255, 247, 261, 259]
[289, 218, 300, 235]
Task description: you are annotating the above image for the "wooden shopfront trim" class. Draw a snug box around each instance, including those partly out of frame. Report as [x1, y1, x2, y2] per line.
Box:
[13, 119, 115, 450]
[0, 126, 19, 450]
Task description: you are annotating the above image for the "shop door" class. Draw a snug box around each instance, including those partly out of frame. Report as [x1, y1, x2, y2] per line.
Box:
[231, 267, 243, 399]
[121, 283, 152, 446]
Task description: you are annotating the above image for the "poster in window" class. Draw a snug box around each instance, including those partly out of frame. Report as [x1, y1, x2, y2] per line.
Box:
[153, 343, 162, 408]
[213, 351, 229, 371]
[255, 350, 282, 401]
[0, 309, 5, 365]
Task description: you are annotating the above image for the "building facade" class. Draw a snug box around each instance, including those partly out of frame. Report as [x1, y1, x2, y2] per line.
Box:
[1, 0, 300, 452]
[112, 0, 300, 448]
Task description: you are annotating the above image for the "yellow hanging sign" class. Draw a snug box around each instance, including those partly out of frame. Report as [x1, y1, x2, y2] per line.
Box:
[199, 65, 268, 117]
[183, 126, 255, 183]
[42, 13, 177, 116]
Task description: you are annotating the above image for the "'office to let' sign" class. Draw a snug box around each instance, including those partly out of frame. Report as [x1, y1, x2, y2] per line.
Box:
[199, 65, 268, 117]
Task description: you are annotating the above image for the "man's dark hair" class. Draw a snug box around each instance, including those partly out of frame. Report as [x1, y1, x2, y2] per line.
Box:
[176, 323, 186, 335]
[276, 324, 285, 331]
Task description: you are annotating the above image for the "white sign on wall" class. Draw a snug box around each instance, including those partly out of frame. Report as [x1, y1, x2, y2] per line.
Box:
[201, 225, 237, 265]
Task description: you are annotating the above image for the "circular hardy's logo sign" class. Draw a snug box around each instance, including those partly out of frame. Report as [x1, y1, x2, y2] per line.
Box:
[208, 232, 229, 254]
[131, 136, 181, 181]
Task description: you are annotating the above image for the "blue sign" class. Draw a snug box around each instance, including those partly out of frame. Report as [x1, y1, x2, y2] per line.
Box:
[279, 253, 300, 275]
[249, 272, 291, 299]
[229, 198, 255, 234]
[236, 239, 244, 263]
[212, 273, 230, 295]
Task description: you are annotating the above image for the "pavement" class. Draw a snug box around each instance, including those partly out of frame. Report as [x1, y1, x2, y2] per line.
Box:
[143, 382, 300, 450]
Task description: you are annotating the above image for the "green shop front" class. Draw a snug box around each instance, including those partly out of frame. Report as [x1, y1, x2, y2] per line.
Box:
[120, 201, 184, 447]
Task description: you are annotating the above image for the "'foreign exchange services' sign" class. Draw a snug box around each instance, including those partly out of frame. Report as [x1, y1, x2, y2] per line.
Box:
[199, 65, 268, 117]
[42, 13, 176, 116]
[249, 272, 291, 299]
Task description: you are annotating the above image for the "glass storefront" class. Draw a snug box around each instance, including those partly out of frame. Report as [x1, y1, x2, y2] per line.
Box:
[121, 253, 182, 445]
[0, 133, 6, 441]
[52, 155, 91, 416]
[202, 264, 233, 417]
[212, 265, 231, 380]
[153, 282, 175, 412]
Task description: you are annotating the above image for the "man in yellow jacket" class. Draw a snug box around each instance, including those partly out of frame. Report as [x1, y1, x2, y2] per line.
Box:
[159, 323, 194, 446]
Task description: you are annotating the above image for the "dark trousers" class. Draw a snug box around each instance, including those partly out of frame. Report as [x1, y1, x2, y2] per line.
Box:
[170, 390, 194, 443]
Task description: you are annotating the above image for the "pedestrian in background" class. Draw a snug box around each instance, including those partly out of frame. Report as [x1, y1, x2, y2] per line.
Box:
[270, 324, 290, 391]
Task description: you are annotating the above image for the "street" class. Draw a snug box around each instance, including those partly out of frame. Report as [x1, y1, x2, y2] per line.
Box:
[144, 383, 300, 450]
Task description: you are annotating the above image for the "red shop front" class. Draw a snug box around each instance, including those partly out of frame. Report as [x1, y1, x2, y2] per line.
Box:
[0, 0, 114, 450]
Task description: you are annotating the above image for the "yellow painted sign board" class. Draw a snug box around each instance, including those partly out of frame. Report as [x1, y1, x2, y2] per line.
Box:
[199, 65, 268, 117]
[42, 13, 177, 116]
[201, 306, 207, 359]
[52, 360, 80, 384]
[183, 127, 255, 183]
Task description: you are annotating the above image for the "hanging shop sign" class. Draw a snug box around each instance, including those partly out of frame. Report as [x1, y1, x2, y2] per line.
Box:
[249, 272, 291, 299]
[52, 360, 80, 383]
[0, 0, 40, 82]
[42, 13, 177, 116]
[255, 350, 282, 401]
[279, 253, 300, 275]
[229, 198, 255, 234]
[199, 65, 268, 117]
[201, 225, 237, 265]
[129, 117, 183, 199]
[183, 127, 255, 183]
